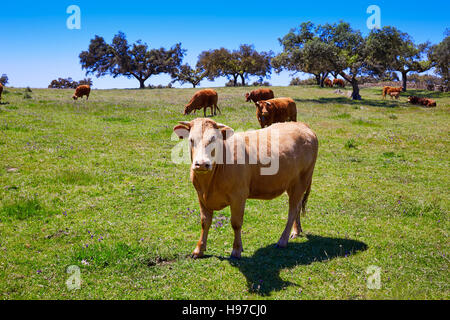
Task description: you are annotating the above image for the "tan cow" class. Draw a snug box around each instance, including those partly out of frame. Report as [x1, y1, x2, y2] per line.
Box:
[255, 97, 297, 128]
[173, 118, 318, 259]
[245, 88, 274, 103]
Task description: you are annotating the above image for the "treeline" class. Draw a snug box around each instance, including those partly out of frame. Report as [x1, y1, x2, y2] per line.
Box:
[78, 22, 449, 99]
[48, 78, 93, 89]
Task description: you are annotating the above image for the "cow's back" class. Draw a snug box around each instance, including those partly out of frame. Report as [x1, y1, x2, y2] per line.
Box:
[223, 122, 317, 200]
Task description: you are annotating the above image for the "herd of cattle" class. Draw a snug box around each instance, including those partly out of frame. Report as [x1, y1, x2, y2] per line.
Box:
[382, 85, 437, 106]
[0, 82, 440, 258]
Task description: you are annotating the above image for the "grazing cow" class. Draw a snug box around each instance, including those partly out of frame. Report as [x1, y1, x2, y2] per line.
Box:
[382, 86, 402, 99]
[72, 85, 91, 100]
[333, 79, 345, 88]
[324, 78, 333, 87]
[407, 96, 437, 107]
[0, 83, 3, 102]
[255, 97, 297, 128]
[173, 118, 319, 259]
[184, 89, 221, 117]
[245, 88, 274, 103]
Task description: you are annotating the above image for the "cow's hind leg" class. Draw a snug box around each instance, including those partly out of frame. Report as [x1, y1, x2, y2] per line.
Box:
[277, 180, 307, 247]
[192, 202, 213, 258]
[230, 199, 246, 259]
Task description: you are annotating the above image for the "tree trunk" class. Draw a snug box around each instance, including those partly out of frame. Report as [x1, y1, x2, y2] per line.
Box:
[240, 74, 246, 86]
[351, 80, 361, 100]
[315, 74, 321, 86]
[401, 71, 407, 92]
[139, 79, 146, 89]
[233, 74, 238, 86]
[192, 84, 196, 88]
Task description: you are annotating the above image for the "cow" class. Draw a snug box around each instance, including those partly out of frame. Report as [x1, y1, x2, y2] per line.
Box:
[333, 79, 345, 88]
[173, 118, 319, 259]
[72, 85, 91, 100]
[245, 88, 274, 103]
[407, 96, 437, 107]
[324, 78, 333, 87]
[388, 91, 400, 100]
[184, 89, 221, 117]
[255, 97, 297, 128]
[382, 86, 402, 99]
[0, 83, 3, 102]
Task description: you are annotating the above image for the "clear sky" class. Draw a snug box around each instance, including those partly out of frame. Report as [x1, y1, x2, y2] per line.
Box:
[1, 0, 448, 89]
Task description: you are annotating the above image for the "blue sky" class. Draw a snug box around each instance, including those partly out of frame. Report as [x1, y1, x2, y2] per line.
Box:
[1, 0, 448, 89]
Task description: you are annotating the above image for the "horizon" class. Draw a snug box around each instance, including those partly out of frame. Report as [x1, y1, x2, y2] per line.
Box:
[1, 0, 449, 89]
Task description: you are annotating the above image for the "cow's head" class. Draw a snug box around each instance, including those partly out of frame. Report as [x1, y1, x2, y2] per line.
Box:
[183, 104, 193, 115]
[245, 92, 251, 102]
[72, 95, 78, 100]
[173, 118, 234, 173]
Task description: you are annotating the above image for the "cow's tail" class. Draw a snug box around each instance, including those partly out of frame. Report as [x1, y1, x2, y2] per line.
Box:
[300, 180, 312, 217]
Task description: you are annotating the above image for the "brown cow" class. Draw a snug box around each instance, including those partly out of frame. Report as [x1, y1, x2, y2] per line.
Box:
[333, 79, 345, 88]
[324, 78, 333, 87]
[72, 85, 91, 100]
[173, 118, 318, 259]
[407, 96, 437, 107]
[245, 88, 274, 103]
[184, 89, 221, 117]
[382, 86, 402, 99]
[0, 83, 3, 102]
[255, 97, 297, 128]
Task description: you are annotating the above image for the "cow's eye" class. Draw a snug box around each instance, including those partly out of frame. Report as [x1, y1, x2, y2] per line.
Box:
[209, 136, 216, 143]
[189, 138, 194, 146]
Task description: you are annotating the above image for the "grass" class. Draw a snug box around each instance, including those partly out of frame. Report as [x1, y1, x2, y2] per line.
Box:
[0, 85, 448, 299]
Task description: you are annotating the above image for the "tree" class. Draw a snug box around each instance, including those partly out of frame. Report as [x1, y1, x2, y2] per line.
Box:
[366, 26, 434, 91]
[0, 74, 8, 85]
[431, 30, 450, 86]
[171, 64, 206, 88]
[276, 21, 368, 99]
[79, 32, 185, 89]
[273, 22, 334, 87]
[197, 45, 272, 86]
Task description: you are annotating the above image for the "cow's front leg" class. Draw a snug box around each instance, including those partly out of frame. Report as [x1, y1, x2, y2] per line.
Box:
[230, 199, 246, 259]
[192, 202, 213, 259]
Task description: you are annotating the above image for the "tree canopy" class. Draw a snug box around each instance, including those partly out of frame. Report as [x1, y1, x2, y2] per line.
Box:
[171, 64, 206, 88]
[197, 45, 272, 86]
[275, 21, 369, 99]
[79, 32, 185, 88]
[431, 30, 450, 86]
[366, 26, 434, 91]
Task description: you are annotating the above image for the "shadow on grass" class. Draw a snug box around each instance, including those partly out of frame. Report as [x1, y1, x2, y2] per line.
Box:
[217, 234, 367, 296]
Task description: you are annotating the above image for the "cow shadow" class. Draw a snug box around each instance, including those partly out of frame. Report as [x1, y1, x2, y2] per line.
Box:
[217, 234, 367, 296]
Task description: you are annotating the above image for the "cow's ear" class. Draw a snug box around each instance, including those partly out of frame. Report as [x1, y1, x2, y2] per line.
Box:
[173, 121, 190, 139]
[216, 123, 234, 140]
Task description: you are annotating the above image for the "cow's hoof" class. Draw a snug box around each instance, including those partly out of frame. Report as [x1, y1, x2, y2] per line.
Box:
[230, 249, 242, 259]
[290, 232, 299, 239]
[191, 251, 204, 259]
